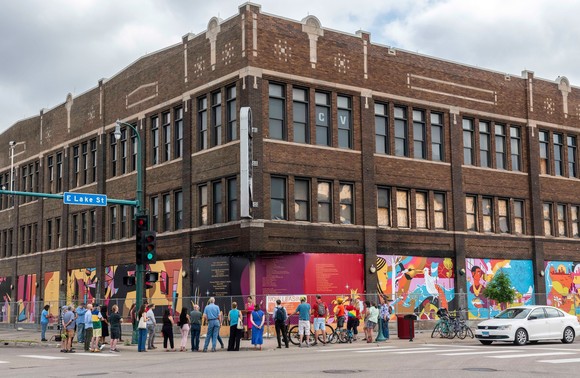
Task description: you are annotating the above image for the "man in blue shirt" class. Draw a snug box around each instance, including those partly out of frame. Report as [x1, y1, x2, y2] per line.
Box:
[75, 303, 87, 344]
[202, 297, 222, 352]
[83, 304, 94, 352]
[292, 297, 311, 347]
[40, 304, 51, 341]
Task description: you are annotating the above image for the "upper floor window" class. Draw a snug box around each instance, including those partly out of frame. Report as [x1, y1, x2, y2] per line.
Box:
[510, 126, 522, 171]
[396, 189, 409, 228]
[543, 203, 553, 236]
[175, 191, 183, 230]
[434, 193, 446, 229]
[226, 85, 237, 142]
[375, 103, 389, 154]
[413, 110, 426, 159]
[337, 96, 352, 149]
[498, 199, 509, 233]
[120, 128, 128, 174]
[295, 179, 310, 221]
[213, 181, 223, 224]
[479, 121, 491, 168]
[482, 197, 494, 232]
[56, 152, 63, 193]
[198, 97, 208, 150]
[227, 178, 238, 222]
[269, 83, 285, 140]
[199, 185, 208, 226]
[339, 183, 353, 224]
[568, 136, 577, 178]
[212, 91, 222, 147]
[175, 107, 184, 158]
[377, 187, 390, 227]
[315, 92, 331, 146]
[514, 200, 525, 235]
[539, 131, 550, 174]
[162, 112, 171, 162]
[572, 205, 579, 238]
[553, 133, 564, 176]
[415, 191, 428, 228]
[163, 193, 171, 232]
[431, 113, 444, 162]
[293, 88, 309, 143]
[151, 116, 159, 164]
[463, 119, 474, 165]
[271, 176, 287, 220]
[466, 195, 477, 231]
[494, 124, 506, 170]
[150, 196, 159, 232]
[317, 181, 332, 223]
[394, 106, 408, 157]
[557, 204, 567, 237]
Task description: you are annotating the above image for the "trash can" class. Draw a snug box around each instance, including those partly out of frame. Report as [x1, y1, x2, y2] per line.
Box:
[397, 314, 417, 341]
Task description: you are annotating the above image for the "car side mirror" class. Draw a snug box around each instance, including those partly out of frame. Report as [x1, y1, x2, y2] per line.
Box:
[528, 315, 537, 320]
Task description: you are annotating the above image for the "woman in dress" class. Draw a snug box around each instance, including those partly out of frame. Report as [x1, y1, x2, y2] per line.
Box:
[109, 304, 122, 352]
[162, 309, 176, 352]
[100, 305, 109, 347]
[250, 303, 265, 350]
[137, 304, 148, 352]
[178, 307, 190, 352]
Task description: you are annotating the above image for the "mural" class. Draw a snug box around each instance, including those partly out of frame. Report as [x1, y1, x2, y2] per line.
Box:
[376, 255, 455, 319]
[545, 261, 580, 316]
[0, 276, 12, 323]
[43, 271, 60, 318]
[465, 258, 534, 319]
[16, 274, 37, 322]
[67, 268, 97, 305]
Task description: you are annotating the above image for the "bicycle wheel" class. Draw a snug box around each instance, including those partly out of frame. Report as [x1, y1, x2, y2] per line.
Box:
[465, 326, 474, 339]
[457, 324, 468, 340]
[337, 330, 348, 343]
[319, 324, 336, 344]
[288, 325, 301, 345]
[446, 320, 457, 339]
[431, 323, 441, 338]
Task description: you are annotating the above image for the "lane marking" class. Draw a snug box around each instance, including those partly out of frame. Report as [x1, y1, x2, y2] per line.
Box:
[0, 361, 9, 364]
[489, 352, 575, 359]
[440, 350, 523, 356]
[18, 355, 68, 360]
[395, 349, 465, 354]
[317, 346, 395, 353]
[73, 353, 118, 357]
[356, 347, 433, 354]
[538, 358, 580, 364]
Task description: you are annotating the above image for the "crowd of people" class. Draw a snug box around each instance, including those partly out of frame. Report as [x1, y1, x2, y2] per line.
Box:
[40, 295, 393, 353]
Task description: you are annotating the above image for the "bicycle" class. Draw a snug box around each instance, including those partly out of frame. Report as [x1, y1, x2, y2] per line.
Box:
[445, 309, 475, 340]
[431, 311, 452, 339]
[286, 318, 315, 346]
[315, 323, 338, 344]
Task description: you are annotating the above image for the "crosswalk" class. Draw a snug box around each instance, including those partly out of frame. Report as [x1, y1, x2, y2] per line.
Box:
[0, 352, 118, 365]
[316, 343, 580, 365]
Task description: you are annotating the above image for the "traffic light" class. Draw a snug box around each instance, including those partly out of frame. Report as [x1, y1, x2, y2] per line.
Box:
[141, 231, 157, 264]
[135, 215, 149, 265]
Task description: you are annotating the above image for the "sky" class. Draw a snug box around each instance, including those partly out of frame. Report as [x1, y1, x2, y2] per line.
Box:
[1, 0, 579, 134]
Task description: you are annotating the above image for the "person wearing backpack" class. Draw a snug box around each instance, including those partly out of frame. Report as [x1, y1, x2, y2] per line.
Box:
[312, 295, 328, 345]
[273, 299, 289, 348]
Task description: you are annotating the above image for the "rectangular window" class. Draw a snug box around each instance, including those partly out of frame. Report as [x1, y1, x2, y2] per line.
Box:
[48, 155, 54, 194]
[539, 131, 549, 174]
[120, 129, 127, 174]
[375, 103, 389, 154]
[568, 136, 577, 178]
[495, 124, 506, 170]
[498, 199, 509, 233]
[413, 110, 426, 159]
[150, 196, 159, 232]
[510, 126, 521, 171]
[130, 207, 136, 237]
[163, 194, 171, 231]
[431, 113, 443, 161]
[482, 197, 493, 232]
[151, 116, 159, 164]
[226, 85, 237, 142]
[339, 183, 353, 224]
[90, 139, 97, 183]
[271, 177, 286, 220]
[213, 181, 223, 224]
[543, 203, 553, 236]
[47, 219, 53, 250]
[269, 83, 285, 140]
[338, 96, 352, 149]
[175, 107, 183, 158]
[571, 205, 579, 238]
[463, 119, 474, 165]
[293, 88, 309, 143]
[466, 196, 477, 231]
[73, 145, 80, 187]
[394, 106, 408, 157]
[415, 191, 428, 229]
[198, 97, 208, 150]
[56, 218, 61, 249]
[162, 112, 171, 162]
[212, 91, 222, 146]
[396, 190, 409, 228]
[317, 181, 332, 223]
[81, 142, 88, 185]
[554, 133, 564, 176]
[81, 212, 88, 244]
[72, 215, 78, 246]
[227, 178, 238, 222]
[110, 207, 117, 240]
[479, 121, 490, 168]
[557, 204, 567, 237]
[90, 210, 96, 243]
[175, 191, 183, 229]
[434, 193, 446, 230]
[56, 152, 63, 192]
[377, 187, 390, 227]
[110, 134, 118, 177]
[120, 206, 127, 239]
[514, 200, 524, 235]
[199, 185, 208, 226]
[295, 179, 310, 221]
[315, 92, 331, 146]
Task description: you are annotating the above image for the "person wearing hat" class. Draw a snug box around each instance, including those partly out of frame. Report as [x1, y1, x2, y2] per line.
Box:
[291, 296, 311, 347]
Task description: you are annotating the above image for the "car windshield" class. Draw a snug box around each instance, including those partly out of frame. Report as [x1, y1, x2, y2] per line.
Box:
[494, 308, 531, 319]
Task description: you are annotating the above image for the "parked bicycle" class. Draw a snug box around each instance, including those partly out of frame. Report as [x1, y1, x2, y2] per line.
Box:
[431, 308, 474, 340]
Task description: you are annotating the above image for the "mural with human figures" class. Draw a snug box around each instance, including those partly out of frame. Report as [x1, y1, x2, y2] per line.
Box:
[545, 261, 580, 316]
[0, 276, 12, 323]
[67, 268, 97, 305]
[465, 258, 535, 319]
[16, 274, 37, 322]
[376, 255, 455, 319]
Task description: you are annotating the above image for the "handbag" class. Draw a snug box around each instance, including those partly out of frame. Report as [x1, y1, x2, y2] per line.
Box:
[138, 314, 147, 329]
[237, 310, 244, 330]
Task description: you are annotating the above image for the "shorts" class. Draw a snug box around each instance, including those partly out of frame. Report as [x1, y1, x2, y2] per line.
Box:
[66, 329, 75, 338]
[298, 320, 310, 336]
[92, 328, 102, 338]
[365, 320, 376, 330]
[337, 316, 346, 328]
[313, 318, 325, 331]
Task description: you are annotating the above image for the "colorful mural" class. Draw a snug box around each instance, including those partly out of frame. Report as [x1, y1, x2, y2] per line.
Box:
[16, 274, 37, 322]
[67, 268, 97, 305]
[545, 261, 580, 316]
[465, 258, 534, 319]
[376, 255, 455, 319]
[0, 276, 12, 323]
[43, 271, 60, 318]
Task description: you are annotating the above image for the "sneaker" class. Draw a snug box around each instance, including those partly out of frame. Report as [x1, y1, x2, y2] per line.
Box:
[41, 338, 47, 342]
[94, 349, 101, 353]
[99, 344, 105, 350]
[68, 350, 75, 353]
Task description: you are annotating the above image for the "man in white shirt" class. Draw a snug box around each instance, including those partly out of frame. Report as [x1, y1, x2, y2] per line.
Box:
[146, 304, 157, 350]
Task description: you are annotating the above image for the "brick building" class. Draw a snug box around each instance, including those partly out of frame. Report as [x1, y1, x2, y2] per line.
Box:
[0, 3, 578, 322]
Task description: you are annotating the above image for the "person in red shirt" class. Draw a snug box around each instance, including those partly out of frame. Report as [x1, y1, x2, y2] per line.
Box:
[334, 298, 346, 331]
[311, 295, 329, 345]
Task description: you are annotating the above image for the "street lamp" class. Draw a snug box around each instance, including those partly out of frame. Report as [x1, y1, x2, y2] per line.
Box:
[114, 120, 146, 316]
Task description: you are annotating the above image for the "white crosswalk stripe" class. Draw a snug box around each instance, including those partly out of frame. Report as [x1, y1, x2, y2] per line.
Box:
[73, 352, 118, 357]
[0, 361, 9, 364]
[395, 348, 467, 354]
[356, 347, 432, 353]
[538, 358, 580, 364]
[489, 352, 575, 359]
[18, 355, 68, 360]
[318, 346, 395, 353]
[440, 350, 524, 356]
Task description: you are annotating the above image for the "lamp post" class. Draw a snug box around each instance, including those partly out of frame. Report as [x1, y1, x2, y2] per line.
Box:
[114, 120, 146, 313]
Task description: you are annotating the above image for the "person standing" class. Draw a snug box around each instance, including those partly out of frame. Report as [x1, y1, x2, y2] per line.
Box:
[40, 304, 50, 342]
[90, 304, 103, 352]
[379, 300, 391, 340]
[312, 295, 328, 345]
[273, 299, 289, 349]
[178, 307, 190, 352]
[146, 304, 157, 350]
[364, 301, 379, 343]
[227, 302, 242, 351]
[161, 309, 176, 352]
[62, 306, 76, 353]
[129, 302, 137, 344]
[202, 297, 221, 352]
[292, 296, 311, 347]
[251, 303, 265, 350]
[100, 305, 109, 346]
[189, 304, 202, 351]
[83, 304, 94, 352]
[109, 304, 122, 352]
[75, 303, 87, 344]
[137, 304, 148, 352]
[244, 296, 254, 340]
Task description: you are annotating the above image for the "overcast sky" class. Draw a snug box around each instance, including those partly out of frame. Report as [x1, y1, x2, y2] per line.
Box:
[1, 0, 579, 134]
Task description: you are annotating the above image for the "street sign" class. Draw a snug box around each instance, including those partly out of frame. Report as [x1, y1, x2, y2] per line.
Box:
[63, 192, 107, 206]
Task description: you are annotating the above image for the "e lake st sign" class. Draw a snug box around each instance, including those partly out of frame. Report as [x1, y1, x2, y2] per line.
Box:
[63, 192, 107, 206]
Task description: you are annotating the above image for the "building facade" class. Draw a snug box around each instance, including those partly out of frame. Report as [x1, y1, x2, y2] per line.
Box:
[0, 3, 579, 323]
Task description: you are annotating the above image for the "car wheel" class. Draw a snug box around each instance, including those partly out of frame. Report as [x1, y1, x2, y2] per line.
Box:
[479, 340, 493, 345]
[562, 327, 575, 344]
[514, 328, 528, 345]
